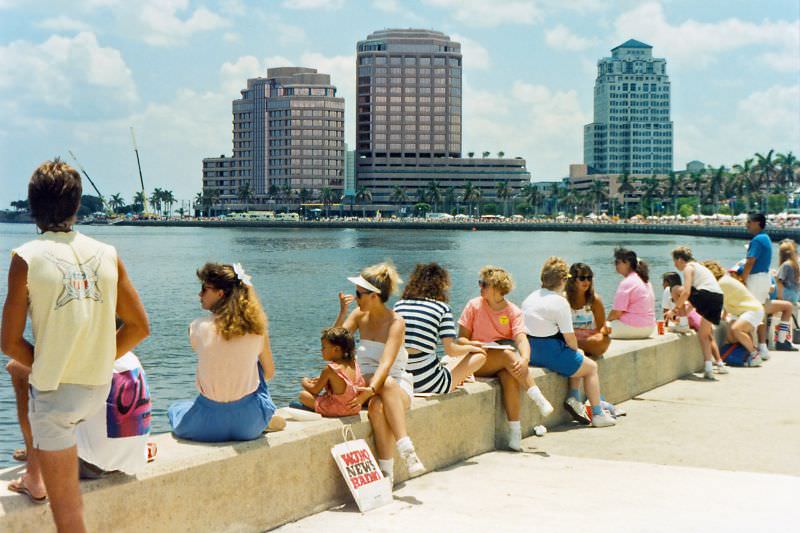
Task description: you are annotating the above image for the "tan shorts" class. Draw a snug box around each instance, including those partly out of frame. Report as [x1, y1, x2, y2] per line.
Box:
[29, 383, 110, 451]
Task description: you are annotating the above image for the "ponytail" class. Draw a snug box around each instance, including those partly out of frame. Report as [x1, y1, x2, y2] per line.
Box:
[361, 262, 402, 303]
[614, 247, 649, 283]
[635, 259, 650, 284]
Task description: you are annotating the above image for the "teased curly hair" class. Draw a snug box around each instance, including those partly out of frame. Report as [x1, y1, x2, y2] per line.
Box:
[361, 262, 402, 303]
[479, 265, 513, 295]
[701, 260, 725, 281]
[197, 262, 267, 340]
[565, 262, 595, 306]
[541, 257, 569, 290]
[28, 158, 82, 231]
[402, 262, 450, 302]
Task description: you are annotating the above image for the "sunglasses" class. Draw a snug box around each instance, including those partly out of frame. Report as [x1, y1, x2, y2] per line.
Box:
[576, 275, 593, 282]
[356, 290, 372, 298]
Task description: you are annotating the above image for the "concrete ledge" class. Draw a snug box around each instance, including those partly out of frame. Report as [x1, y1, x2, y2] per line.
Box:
[0, 332, 703, 532]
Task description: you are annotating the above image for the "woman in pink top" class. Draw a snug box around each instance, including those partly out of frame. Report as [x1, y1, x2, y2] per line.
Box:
[168, 263, 285, 442]
[607, 248, 656, 339]
[457, 266, 553, 451]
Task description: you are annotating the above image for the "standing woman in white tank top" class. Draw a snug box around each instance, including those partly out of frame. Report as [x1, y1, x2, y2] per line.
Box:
[1, 158, 149, 532]
[334, 263, 425, 482]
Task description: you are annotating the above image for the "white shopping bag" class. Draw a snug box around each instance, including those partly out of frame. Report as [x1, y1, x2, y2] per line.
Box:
[330, 426, 393, 512]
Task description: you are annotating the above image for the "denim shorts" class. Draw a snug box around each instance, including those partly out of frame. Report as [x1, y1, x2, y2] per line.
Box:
[528, 336, 584, 377]
[29, 383, 110, 451]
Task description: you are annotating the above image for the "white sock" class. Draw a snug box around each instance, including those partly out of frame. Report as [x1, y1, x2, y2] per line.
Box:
[378, 458, 394, 475]
[526, 385, 544, 401]
[704, 360, 713, 373]
[778, 321, 790, 343]
[759, 342, 768, 353]
[508, 420, 521, 433]
[396, 436, 414, 454]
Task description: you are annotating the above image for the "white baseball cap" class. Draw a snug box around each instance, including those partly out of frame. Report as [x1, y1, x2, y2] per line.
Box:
[347, 275, 381, 293]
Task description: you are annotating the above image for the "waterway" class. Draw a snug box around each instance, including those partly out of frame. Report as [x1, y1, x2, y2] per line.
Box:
[0, 223, 774, 467]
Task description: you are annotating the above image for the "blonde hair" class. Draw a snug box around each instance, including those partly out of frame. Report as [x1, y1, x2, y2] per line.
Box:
[362, 262, 402, 303]
[779, 240, 800, 283]
[541, 257, 569, 290]
[479, 266, 513, 295]
[701, 260, 725, 280]
[197, 263, 267, 340]
[671, 246, 694, 262]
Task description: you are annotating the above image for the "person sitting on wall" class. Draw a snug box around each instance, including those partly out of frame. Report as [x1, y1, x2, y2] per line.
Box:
[522, 257, 616, 427]
[661, 271, 682, 319]
[564, 262, 610, 358]
[168, 262, 285, 442]
[607, 247, 656, 339]
[458, 266, 554, 452]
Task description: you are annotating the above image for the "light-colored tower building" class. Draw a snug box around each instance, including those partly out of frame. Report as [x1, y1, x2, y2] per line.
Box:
[584, 39, 673, 174]
[202, 67, 345, 211]
[355, 29, 529, 206]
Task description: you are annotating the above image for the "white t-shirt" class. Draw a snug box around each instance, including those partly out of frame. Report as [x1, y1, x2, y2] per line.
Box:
[688, 262, 723, 294]
[662, 287, 674, 311]
[522, 288, 574, 337]
[76, 353, 150, 475]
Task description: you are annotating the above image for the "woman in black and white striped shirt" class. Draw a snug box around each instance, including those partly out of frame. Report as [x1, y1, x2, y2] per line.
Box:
[394, 263, 487, 394]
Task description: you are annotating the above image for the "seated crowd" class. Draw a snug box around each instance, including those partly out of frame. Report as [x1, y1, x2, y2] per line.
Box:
[2, 160, 798, 532]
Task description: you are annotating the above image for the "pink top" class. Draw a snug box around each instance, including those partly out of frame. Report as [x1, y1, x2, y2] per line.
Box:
[612, 273, 656, 328]
[315, 361, 367, 417]
[458, 296, 526, 343]
[189, 315, 264, 403]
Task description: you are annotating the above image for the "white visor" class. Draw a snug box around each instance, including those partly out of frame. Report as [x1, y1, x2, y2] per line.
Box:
[347, 275, 381, 293]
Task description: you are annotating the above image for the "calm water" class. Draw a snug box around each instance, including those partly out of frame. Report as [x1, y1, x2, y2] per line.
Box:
[0, 223, 765, 467]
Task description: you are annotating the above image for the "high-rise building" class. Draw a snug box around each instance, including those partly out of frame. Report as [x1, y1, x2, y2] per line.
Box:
[355, 29, 529, 206]
[202, 67, 345, 211]
[584, 39, 673, 175]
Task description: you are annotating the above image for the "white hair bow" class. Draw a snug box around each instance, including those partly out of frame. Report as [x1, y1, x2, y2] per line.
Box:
[232, 262, 253, 287]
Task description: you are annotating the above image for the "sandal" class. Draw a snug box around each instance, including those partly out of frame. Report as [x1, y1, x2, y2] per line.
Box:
[8, 477, 47, 504]
[12, 448, 27, 462]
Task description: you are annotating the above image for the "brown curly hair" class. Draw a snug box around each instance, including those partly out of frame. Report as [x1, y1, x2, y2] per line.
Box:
[197, 262, 267, 340]
[402, 262, 450, 302]
[28, 158, 82, 231]
[479, 266, 513, 295]
[565, 262, 595, 307]
[321, 326, 356, 360]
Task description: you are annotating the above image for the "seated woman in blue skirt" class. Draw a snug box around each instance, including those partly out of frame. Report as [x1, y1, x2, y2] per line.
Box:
[168, 263, 285, 442]
[521, 257, 615, 428]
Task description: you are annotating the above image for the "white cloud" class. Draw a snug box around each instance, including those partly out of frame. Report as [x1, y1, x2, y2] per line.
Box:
[372, 0, 400, 13]
[544, 24, 597, 52]
[423, 0, 541, 27]
[223, 31, 241, 43]
[137, 0, 229, 47]
[281, 0, 344, 9]
[220, 55, 264, 96]
[452, 34, 490, 69]
[36, 16, 92, 32]
[0, 32, 137, 114]
[614, 2, 800, 71]
[462, 81, 589, 177]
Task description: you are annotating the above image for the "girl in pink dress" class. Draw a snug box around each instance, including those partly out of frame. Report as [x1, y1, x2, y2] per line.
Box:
[299, 327, 366, 417]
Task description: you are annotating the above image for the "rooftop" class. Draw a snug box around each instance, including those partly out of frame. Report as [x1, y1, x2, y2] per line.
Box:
[611, 38, 653, 51]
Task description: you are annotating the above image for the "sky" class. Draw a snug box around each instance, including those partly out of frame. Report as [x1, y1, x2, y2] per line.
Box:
[1, 0, 798, 208]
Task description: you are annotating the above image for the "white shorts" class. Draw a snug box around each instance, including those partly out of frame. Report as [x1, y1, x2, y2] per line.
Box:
[746, 273, 771, 304]
[608, 320, 655, 340]
[737, 309, 765, 330]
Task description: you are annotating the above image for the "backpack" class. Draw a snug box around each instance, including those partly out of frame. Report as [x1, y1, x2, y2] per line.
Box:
[719, 343, 751, 366]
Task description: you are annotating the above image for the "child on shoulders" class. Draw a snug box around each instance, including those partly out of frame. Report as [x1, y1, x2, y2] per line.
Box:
[299, 327, 366, 417]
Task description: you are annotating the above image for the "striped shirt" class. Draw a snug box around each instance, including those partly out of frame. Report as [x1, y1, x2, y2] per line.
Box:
[393, 298, 457, 353]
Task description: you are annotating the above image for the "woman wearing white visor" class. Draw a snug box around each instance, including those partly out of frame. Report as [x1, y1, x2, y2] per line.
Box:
[334, 263, 424, 482]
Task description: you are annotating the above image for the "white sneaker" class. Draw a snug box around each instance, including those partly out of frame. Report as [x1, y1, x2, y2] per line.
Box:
[591, 410, 616, 428]
[528, 388, 554, 417]
[400, 448, 426, 477]
[714, 362, 729, 374]
[746, 353, 763, 367]
[564, 397, 591, 425]
[759, 345, 770, 361]
[703, 369, 716, 380]
[507, 429, 522, 451]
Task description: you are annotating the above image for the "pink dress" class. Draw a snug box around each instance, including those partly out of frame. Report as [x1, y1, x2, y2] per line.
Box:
[314, 361, 367, 417]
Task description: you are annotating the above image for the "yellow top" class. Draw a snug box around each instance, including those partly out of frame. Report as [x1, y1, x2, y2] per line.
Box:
[14, 231, 118, 391]
[718, 275, 763, 316]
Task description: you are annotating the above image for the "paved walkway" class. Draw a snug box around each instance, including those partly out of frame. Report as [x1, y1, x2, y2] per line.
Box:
[276, 349, 800, 532]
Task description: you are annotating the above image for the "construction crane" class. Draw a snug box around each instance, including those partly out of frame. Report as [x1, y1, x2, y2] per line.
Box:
[130, 126, 149, 215]
[67, 150, 109, 214]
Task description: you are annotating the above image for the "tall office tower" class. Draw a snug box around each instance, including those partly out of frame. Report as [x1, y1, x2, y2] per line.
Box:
[584, 39, 673, 174]
[355, 29, 529, 205]
[202, 67, 345, 211]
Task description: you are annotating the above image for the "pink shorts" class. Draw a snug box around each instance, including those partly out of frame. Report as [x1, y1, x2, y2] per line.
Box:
[687, 310, 702, 331]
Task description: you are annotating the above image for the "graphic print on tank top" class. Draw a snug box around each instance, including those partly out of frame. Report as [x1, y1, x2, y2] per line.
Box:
[45, 251, 105, 309]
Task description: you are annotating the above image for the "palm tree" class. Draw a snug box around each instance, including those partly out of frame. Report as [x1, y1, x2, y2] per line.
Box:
[280, 184, 292, 208]
[708, 165, 725, 214]
[355, 186, 372, 218]
[641, 175, 662, 216]
[664, 171, 681, 214]
[268, 183, 279, 204]
[299, 188, 312, 205]
[426, 180, 443, 213]
[193, 192, 204, 216]
[176, 207, 186, 218]
[467, 151, 475, 158]
[689, 172, 704, 213]
[150, 188, 163, 216]
[755, 149, 776, 212]
[237, 182, 252, 212]
[460, 182, 479, 217]
[203, 189, 220, 216]
[496, 180, 512, 216]
[733, 158, 756, 210]
[389, 186, 408, 214]
[162, 189, 175, 217]
[548, 182, 560, 215]
[319, 187, 336, 218]
[481, 151, 490, 158]
[617, 173, 634, 217]
[133, 191, 146, 213]
[589, 179, 607, 214]
[497, 151, 505, 158]
[776, 151, 798, 210]
[109, 193, 125, 214]
[444, 186, 457, 213]
[520, 183, 540, 215]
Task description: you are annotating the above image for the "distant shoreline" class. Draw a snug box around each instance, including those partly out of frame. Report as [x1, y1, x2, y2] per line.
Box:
[112, 219, 800, 241]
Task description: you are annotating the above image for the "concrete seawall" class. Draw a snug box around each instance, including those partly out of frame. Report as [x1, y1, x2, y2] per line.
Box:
[0, 333, 704, 532]
[115, 220, 800, 242]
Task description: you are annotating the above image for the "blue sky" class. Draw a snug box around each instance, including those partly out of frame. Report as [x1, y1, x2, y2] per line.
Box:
[1, 0, 798, 208]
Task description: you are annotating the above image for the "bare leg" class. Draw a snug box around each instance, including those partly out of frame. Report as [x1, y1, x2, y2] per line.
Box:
[698, 319, 713, 362]
[446, 352, 487, 391]
[367, 396, 395, 460]
[377, 378, 411, 442]
[37, 446, 86, 533]
[765, 300, 793, 322]
[6, 362, 45, 497]
[298, 391, 316, 409]
[729, 320, 757, 353]
[578, 332, 611, 358]
[497, 369, 520, 421]
[570, 357, 600, 407]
